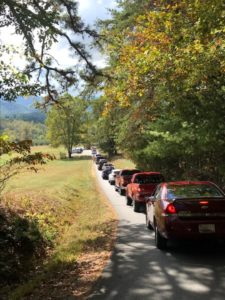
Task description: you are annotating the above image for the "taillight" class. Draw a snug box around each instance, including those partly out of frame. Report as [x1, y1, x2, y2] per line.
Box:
[199, 201, 208, 205]
[165, 203, 176, 214]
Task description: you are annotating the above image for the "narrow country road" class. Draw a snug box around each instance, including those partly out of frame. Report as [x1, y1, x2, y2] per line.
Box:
[88, 161, 225, 300]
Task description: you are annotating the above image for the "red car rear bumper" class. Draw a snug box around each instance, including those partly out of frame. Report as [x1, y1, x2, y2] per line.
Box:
[163, 217, 225, 240]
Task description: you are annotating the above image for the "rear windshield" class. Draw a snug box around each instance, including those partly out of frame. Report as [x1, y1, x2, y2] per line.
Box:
[121, 170, 140, 176]
[135, 175, 164, 184]
[167, 184, 224, 199]
[113, 171, 120, 175]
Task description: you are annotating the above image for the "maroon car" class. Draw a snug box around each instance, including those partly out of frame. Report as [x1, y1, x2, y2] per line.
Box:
[146, 181, 225, 250]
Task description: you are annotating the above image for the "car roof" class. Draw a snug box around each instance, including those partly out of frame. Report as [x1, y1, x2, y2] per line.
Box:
[163, 181, 216, 186]
[120, 169, 140, 172]
[134, 172, 162, 176]
[158, 181, 224, 194]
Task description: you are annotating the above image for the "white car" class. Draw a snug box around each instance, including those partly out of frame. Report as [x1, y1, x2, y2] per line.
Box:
[72, 147, 83, 153]
[108, 169, 121, 185]
[102, 163, 114, 171]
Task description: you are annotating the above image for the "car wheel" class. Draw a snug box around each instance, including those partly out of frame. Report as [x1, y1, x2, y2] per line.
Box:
[133, 201, 140, 212]
[126, 196, 132, 206]
[115, 186, 118, 192]
[119, 188, 124, 196]
[155, 224, 167, 250]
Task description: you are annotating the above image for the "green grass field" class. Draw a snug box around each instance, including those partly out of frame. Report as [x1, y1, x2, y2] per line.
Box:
[1, 146, 117, 299]
[112, 156, 135, 169]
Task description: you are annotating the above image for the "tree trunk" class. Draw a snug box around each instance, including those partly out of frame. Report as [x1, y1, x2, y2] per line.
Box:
[68, 149, 72, 158]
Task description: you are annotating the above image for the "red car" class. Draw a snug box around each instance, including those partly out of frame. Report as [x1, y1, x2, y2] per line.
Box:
[115, 169, 140, 195]
[146, 181, 225, 250]
[126, 172, 165, 212]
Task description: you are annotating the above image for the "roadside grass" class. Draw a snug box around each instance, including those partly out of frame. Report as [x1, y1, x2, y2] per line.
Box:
[0, 146, 117, 299]
[111, 156, 135, 169]
[30, 145, 66, 159]
[0, 145, 65, 165]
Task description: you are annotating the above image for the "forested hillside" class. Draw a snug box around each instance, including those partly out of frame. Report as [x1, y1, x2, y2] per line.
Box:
[0, 97, 47, 144]
[0, 98, 46, 123]
[0, 119, 47, 145]
[90, 0, 225, 188]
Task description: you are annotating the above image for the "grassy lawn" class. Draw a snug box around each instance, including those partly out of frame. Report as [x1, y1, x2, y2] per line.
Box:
[111, 156, 136, 169]
[0, 146, 117, 299]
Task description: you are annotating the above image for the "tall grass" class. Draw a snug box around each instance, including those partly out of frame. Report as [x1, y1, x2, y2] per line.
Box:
[1, 146, 117, 299]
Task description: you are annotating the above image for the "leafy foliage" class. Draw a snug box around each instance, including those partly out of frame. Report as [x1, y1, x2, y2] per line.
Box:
[0, 0, 101, 104]
[46, 94, 86, 157]
[0, 136, 54, 192]
[0, 119, 47, 145]
[88, 96, 118, 157]
[98, 0, 225, 187]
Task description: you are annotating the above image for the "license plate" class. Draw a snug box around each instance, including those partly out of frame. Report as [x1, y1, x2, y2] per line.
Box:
[199, 224, 215, 233]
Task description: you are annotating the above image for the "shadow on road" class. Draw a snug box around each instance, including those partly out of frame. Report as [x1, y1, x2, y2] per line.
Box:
[88, 221, 225, 300]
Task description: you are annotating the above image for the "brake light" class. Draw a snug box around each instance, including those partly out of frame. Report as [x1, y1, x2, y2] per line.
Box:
[199, 201, 209, 205]
[165, 203, 176, 214]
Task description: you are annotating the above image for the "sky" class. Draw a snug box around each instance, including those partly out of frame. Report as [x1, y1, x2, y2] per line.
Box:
[0, 0, 117, 69]
[78, 0, 117, 25]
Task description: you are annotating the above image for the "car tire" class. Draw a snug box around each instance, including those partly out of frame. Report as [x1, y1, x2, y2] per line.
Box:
[119, 188, 124, 196]
[115, 186, 118, 192]
[126, 196, 132, 206]
[155, 224, 167, 250]
[133, 200, 140, 212]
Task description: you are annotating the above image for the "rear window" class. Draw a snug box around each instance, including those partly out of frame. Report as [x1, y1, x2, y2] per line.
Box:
[113, 171, 120, 175]
[121, 170, 140, 176]
[135, 174, 164, 184]
[166, 184, 224, 199]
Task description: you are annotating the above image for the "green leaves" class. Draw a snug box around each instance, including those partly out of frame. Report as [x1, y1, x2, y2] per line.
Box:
[0, 135, 54, 192]
[98, 0, 225, 187]
[46, 94, 86, 157]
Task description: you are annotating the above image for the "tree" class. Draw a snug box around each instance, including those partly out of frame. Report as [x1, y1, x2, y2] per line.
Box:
[0, 135, 53, 193]
[0, 0, 101, 104]
[98, 0, 225, 187]
[87, 96, 119, 157]
[46, 94, 86, 158]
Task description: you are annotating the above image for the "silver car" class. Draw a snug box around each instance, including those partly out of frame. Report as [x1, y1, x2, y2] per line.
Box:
[108, 169, 121, 185]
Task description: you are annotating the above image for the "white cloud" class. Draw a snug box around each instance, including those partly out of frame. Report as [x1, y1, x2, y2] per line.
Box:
[77, 0, 92, 12]
[0, 26, 23, 46]
[0, 1, 117, 75]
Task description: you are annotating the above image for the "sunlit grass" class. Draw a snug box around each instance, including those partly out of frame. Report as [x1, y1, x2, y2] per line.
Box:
[1, 146, 117, 299]
[31, 145, 66, 159]
[112, 157, 136, 169]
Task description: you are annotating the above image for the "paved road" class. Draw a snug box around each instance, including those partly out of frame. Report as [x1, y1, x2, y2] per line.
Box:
[88, 161, 225, 300]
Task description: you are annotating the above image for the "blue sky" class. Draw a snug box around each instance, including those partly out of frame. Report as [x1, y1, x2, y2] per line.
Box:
[0, 0, 118, 100]
[78, 0, 117, 25]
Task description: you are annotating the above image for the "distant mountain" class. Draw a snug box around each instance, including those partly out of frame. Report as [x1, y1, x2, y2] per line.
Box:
[0, 100, 31, 115]
[14, 96, 41, 108]
[0, 97, 46, 123]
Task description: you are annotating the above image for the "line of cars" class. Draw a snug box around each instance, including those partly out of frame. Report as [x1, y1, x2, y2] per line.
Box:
[93, 151, 225, 250]
[72, 146, 84, 154]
